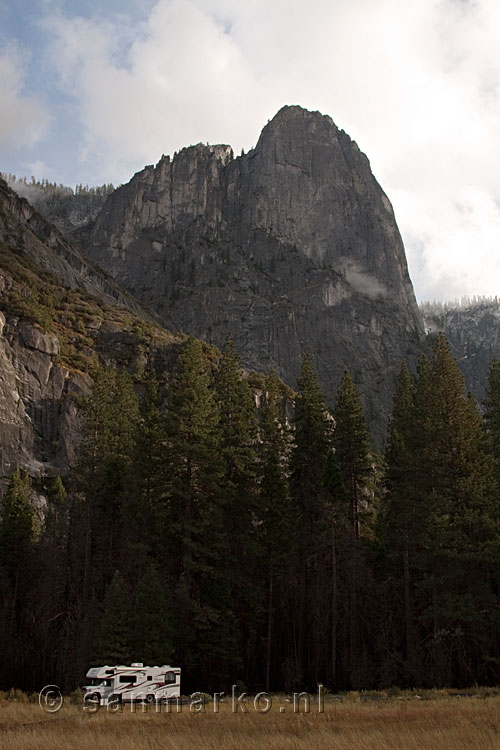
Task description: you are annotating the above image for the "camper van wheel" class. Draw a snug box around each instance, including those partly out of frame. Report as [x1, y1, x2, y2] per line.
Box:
[87, 692, 101, 704]
[146, 694, 155, 704]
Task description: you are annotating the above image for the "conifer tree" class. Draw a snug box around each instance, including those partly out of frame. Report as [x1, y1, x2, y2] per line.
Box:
[259, 370, 293, 570]
[166, 337, 238, 685]
[132, 565, 173, 666]
[332, 372, 376, 687]
[75, 367, 140, 591]
[292, 354, 333, 513]
[63, 366, 140, 682]
[0, 468, 37, 587]
[50, 475, 67, 506]
[77, 368, 117, 480]
[36, 476, 70, 686]
[0, 469, 38, 688]
[214, 336, 259, 660]
[290, 353, 334, 685]
[404, 335, 500, 685]
[112, 368, 140, 459]
[380, 361, 418, 675]
[166, 337, 222, 578]
[258, 369, 294, 689]
[484, 357, 500, 484]
[95, 571, 133, 665]
[97, 368, 140, 568]
[322, 448, 348, 688]
[215, 335, 258, 556]
[124, 374, 168, 576]
[333, 372, 372, 538]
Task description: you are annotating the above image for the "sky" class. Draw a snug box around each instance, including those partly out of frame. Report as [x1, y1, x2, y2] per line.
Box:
[0, 0, 499, 302]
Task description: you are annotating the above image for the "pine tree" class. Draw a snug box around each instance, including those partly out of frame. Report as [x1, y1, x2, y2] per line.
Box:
[63, 367, 140, 683]
[166, 337, 238, 686]
[484, 357, 500, 485]
[333, 372, 372, 538]
[0, 468, 37, 586]
[35, 476, 70, 687]
[257, 369, 294, 690]
[76, 368, 117, 480]
[259, 370, 293, 572]
[380, 361, 418, 677]
[292, 354, 333, 514]
[98, 368, 140, 570]
[215, 335, 258, 558]
[322, 448, 348, 688]
[95, 571, 133, 665]
[214, 336, 259, 666]
[290, 353, 334, 685]
[404, 335, 500, 685]
[75, 367, 140, 592]
[132, 565, 173, 666]
[166, 337, 222, 580]
[0, 469, 39, 689]
[112, 368, 140, 459]
[124, 374, 168, 577]
[332, 372, 377, 687]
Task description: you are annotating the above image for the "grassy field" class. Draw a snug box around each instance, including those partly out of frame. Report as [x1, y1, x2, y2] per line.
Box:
[1, 692, 500, 749]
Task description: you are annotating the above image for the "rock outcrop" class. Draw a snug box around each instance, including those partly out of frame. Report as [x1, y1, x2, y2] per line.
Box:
[87, 105, 424, 437]
[0, 178, 285, 493]
[0, 178, 155, 318]
[0, 178, 180, 492]
[422, 299, 500, 402]
[0, 312, 92, 483]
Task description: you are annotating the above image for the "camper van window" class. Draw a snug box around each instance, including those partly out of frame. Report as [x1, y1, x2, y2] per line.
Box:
[119, 675, 137, 684]
[147, 676, 152, 681]
[87, 678, 112, 687]
[164, 672, 176, 684]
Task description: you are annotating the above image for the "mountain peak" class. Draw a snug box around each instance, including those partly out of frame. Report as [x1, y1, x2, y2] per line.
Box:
[258, 104, 339, 145]
[84, 106, 423, 439]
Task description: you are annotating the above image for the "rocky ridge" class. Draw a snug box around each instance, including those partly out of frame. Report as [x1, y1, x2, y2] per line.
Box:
[421, 298, 500, 402]
[84, 106, 424, 437]
[0, 178, 287, 493]
[0, 178, 180, 490]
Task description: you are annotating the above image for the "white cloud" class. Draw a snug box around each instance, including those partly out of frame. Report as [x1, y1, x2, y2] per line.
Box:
[393, 186, 500, 302]
[43, 2, 262, 181]
[0, 48, 50, 154]
[40, 0, 500, 300]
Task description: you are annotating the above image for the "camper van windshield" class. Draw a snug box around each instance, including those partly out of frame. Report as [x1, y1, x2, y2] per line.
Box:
[86, 678, 112, 687]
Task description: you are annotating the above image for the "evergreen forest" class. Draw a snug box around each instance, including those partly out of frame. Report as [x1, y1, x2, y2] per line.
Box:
[1, 333, 500, 694]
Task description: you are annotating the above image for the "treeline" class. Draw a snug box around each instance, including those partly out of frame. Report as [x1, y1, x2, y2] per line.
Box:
[1, 174, 115, 238]
[1, 334, 500, 693]
[420, 296, 500, 314]
[1, 174, 114, 197]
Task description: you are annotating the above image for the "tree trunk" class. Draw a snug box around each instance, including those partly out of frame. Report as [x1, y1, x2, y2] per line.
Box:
[265, 570, 273, 692]
[403, 536, 415, 669]
[331, 519, 338, 687]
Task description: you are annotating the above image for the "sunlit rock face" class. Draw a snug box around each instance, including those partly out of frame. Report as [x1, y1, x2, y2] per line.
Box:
[0, 177, 165, 493]
[87, 106, 424, 439]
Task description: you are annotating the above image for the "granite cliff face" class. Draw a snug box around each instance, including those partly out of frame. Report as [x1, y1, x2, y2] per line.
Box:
[0, 310, 91, 485]
[87, 106, 423, 436]
[0, 178, 154, 317]
[0, 178, 180, 492]
[422, 299, 500, 402]
[1, 176, 113, 244]
[0, 178, 285, 493]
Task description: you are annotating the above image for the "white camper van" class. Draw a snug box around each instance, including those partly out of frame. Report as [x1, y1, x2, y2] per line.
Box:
[84, 663, 181, 704]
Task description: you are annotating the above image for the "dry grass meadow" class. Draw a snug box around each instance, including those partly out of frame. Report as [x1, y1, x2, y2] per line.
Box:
[1, 690, 500, 749]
